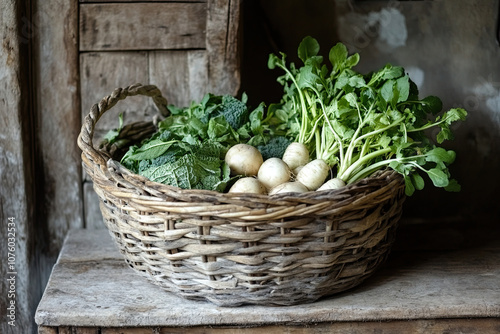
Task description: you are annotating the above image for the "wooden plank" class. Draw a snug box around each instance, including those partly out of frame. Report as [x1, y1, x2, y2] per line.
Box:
[80, 51, 157, 148]
[205, 0, 242, 96]
[80, 52, 153, 142]
[56, 229, 122, 263]
[1, 1, 45, 333]
[80, 3, 207, 51]
[74, 328, 101, 334]
[102, 328, 155, 334]
[37, 326, 58, 334]
[158, 319, 500, 333]
[34, 0, 83, 252]
[58, 327, 72, 334]
[36, 319, 500, 334]
[149, 50, 208, 108]
[79, 52, 151, 227]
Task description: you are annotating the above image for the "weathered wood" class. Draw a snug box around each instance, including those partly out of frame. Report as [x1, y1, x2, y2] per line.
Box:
[37, 326, 58, 334]
[149, 50, 208, 108]
[36, 319, 500, 334]
[34, 0, 83, 251]
[56, 229, 122, 263]
[101, 328, 155, 334]
[78, 1, 243, 228]
[80, 52, 152, 144]
[170, 319, 500, 333]
[35, 229, 500, 329]
[58, 327, 72, 334]
[79, 3, 207, 51]
[205, 0, 242, 95]
[74, 328, 101, 334]
[1, 1, 38, 334]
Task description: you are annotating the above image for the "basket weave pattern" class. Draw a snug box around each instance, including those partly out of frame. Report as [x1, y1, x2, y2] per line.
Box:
[78, 84, 406, 306]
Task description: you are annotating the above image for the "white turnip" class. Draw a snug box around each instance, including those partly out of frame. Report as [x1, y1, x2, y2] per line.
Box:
[296, 159, 330, 190]
[282, 142, 309, 171]
[269, 181, 308, 195]
[317, 177, 346, 191]
[228, 177, 267, 194]
[257, 157, 291, 190]
[225, 144, 263, 176]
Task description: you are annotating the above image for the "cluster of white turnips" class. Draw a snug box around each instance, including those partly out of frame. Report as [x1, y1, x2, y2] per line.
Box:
[225, 142, 345, 195]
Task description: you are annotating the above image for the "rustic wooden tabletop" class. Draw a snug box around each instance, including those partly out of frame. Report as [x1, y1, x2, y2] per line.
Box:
[35, 223, 500, 333]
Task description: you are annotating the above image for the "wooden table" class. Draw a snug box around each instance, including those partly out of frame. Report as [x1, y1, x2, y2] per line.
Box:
[35, 225, 500, 333]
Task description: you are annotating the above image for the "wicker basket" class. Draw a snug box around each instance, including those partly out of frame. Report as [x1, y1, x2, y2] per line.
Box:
[78, 83, 406, 307]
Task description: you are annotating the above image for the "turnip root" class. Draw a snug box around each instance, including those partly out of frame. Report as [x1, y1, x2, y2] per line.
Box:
[228, 177, 267, 194]
[269, 181, 308, 195]
[292, 165, 304, 176]
[317, 177, 346, 191]
[225, 144, 263, 176]
[257, 158, 292, 190]
[296, 159, 330, 190]
[282, 142, 309, 171]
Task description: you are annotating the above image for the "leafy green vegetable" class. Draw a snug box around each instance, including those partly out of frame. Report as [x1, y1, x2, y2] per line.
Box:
[120, 93, 285, 192]
[123, 138, 231, 191]
[269, 36, 467, 196]
[257, 136, 292, 160]
[139, 143, 229, 191]
[102, 113, 124, 145]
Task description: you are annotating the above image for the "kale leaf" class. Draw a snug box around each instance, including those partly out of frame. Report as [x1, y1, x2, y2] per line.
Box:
[257, 136, 292, 160]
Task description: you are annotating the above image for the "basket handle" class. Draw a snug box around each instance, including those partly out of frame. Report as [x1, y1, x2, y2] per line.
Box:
[77, 83, 169, 167]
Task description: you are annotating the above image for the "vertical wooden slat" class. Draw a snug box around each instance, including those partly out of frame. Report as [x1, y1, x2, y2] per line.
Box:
[206, 0, 242, 96]
[80, 52, 151, 142]
[80, 51, 153, 228]
[34, 0, 82, 249]
[149, 50, 208, 108]
[0, 1, 38, 333]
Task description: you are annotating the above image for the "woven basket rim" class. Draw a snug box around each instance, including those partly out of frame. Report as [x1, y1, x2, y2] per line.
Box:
[104, 157, 402, 203]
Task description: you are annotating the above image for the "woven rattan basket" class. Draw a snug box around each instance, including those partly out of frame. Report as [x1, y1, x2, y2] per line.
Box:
[78, 83, 406, 307]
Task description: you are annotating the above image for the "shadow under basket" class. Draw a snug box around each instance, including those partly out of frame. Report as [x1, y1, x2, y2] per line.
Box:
[78, 83, 407, 307]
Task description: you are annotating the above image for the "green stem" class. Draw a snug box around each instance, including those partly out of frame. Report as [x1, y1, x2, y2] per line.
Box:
[341, 117, 405, 173]
[277, 64, 309, 143]
[347, 158, 394, 183]
[340, 102, 373, 175]
[339, 147, 392, 182]
[407, 119, 445, 133]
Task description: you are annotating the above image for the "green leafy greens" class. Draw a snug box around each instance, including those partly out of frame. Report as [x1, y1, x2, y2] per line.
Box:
[268, 36, 467, 195]
[120, 93, 282, 191]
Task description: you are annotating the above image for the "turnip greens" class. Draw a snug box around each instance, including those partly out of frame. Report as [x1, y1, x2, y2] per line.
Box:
[268, 36, 467, 195]
[119, 93, 283, 191]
